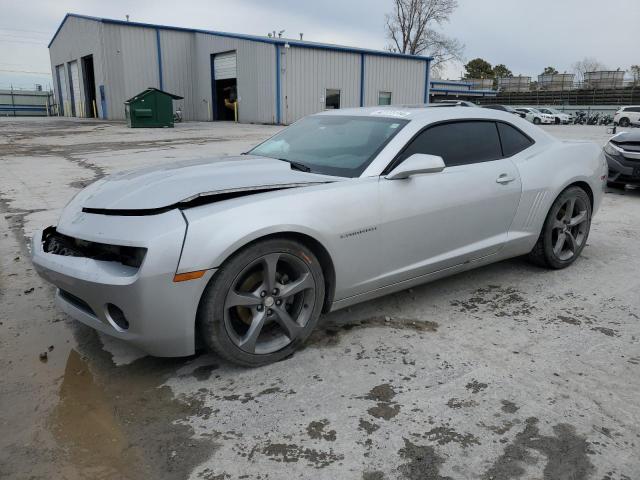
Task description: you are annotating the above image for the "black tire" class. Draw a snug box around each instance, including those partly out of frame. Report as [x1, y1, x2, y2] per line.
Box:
[528, 186, 592, 269]
[555, 117, 561, 125]
[198, 238, 325, 367]
[533, 117, 541, 125]
[607, 181, 626, 190]
[619, 118, 630, 127]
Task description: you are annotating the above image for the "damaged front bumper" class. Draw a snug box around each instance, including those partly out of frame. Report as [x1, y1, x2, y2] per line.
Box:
[31, 209, 214, 357]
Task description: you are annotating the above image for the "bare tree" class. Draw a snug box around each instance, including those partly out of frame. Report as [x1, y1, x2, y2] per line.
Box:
[385, 0, 464, 74]
[572, 57, 607, 82]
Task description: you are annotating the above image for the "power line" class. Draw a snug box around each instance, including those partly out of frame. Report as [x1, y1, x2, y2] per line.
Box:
[0, 68, 51, 75]
[0, 38, 48, 45]
[0, 26, 50, 35]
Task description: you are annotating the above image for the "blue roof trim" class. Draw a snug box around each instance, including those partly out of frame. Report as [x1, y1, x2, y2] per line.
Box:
[430, 89, 497, 97]
[431, 80, 473, 86]
[49, 13, 433, 62]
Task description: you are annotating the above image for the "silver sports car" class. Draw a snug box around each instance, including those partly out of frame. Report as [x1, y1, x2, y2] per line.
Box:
[32, 106, 607, 366]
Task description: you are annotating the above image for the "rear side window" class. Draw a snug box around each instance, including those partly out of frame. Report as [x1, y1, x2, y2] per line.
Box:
[398, 121, 502, 167]
[626, 107, 640, 113]
[497, 122, 534, 157]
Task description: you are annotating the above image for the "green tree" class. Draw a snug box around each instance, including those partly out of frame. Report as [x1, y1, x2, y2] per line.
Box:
[492, 64, 512, 78]
[464, 58, 493, 79]
[542, 66, 559, 75]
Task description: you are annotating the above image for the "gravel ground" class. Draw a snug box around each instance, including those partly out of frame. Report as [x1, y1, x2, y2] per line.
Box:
[0, 118, 638, 480]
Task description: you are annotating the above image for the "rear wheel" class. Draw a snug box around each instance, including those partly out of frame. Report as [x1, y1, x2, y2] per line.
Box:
[528, 187, 592, 269]
[199, 238, 324, 367]
[619, 117, 630, 127]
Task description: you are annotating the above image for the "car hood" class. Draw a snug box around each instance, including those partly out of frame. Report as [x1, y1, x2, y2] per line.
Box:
[80, 155, 339, 211]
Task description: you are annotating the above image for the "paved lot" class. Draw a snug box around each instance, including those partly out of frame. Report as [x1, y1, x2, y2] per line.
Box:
[1, 118, 639, 480]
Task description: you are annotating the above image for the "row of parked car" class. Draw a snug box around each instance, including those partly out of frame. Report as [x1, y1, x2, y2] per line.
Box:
[436, 100, 640, 127]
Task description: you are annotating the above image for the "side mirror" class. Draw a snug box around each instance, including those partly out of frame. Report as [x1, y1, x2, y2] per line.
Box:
[385, 153, 445, 180]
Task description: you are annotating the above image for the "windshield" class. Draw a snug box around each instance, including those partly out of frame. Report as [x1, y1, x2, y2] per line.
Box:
[249, 115, 408, 177]
[529, 108, 541, 114]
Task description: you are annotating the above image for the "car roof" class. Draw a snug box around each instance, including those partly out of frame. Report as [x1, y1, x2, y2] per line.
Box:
[315, 105, 512, 122]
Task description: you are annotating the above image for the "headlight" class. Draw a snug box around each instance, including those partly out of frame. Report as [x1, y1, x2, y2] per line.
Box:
[603, 143, 620, 156]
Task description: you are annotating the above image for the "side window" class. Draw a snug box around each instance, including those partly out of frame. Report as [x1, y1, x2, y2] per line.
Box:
[627, 107, 640, 113]
[397, 121, 503, 167]
[497, 122, 534, 157]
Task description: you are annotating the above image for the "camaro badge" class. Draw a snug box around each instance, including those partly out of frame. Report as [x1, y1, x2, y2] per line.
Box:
[340, 226, 378, 239]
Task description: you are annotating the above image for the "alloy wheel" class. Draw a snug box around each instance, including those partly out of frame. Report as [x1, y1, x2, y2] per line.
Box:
[551, 195, 589, 261]
[223, 252, 316, 355]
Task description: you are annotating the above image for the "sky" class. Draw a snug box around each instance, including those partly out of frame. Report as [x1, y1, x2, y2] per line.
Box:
[0, 0, 638, 90]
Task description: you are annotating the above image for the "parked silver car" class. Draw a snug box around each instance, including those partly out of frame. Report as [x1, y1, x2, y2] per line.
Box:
[32, 106, 607, 366]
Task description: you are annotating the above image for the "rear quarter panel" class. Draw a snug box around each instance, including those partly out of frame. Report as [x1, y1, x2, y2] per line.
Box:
[506, 139, 606, 253]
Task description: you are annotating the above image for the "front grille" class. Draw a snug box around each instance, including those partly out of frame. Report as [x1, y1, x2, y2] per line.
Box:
[59, 289, 96, 316]
[612, 141, 640, 154]
[42, 226, 146, 268]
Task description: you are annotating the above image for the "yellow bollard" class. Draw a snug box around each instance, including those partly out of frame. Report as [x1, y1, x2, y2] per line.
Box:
[234, 101, 238, 123]
[92, 100, 97, 119]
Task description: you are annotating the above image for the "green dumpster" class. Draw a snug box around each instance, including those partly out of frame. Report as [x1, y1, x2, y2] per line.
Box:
[124, 88, 183, 128]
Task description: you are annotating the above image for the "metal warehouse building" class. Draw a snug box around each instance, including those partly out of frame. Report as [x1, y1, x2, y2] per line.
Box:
[48, 14, 431, 124]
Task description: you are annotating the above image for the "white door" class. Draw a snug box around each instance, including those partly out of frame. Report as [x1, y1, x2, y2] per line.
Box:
[69, 61, 81, 117]
[377, 120, 522, 286]
[56, 65, 68, 116]
[214, 51, 237, 80]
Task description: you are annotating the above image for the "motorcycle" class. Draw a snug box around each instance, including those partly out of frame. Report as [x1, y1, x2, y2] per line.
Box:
[573, 111, 587, 125]
[587, 112, 600, 125]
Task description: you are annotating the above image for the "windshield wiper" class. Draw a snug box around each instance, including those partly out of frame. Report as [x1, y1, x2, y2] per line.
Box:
[274, 158, 312, 172]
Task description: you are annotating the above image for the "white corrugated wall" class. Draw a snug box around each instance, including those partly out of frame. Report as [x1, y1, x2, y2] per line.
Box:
[159, 29, 196, 120]
[363, 55, 426, 107]
[193, 33, 276, 123]
[48, 16, 105, 117]
[101, 24, 160, 120]
[49, 16, 431, 123]
[280, 46, 360, 124]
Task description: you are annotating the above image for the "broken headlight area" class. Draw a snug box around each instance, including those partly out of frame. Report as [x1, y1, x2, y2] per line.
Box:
[42, 226, 147, 268]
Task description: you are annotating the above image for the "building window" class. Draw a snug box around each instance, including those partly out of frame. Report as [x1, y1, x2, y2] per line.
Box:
[325, 89, 340, 109]
[378, 91, 392, 105]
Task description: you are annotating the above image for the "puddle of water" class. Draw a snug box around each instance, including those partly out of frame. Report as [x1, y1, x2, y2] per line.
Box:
[49, 349, 149, 479]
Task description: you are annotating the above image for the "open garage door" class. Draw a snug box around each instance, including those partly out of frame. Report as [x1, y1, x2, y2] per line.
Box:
[55, 64, 67, 116]
[212, 51, 237, 121]
[68, 60, 81, 117]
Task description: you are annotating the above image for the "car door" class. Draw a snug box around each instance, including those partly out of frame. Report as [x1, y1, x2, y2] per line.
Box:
[375, 120, 522, 287]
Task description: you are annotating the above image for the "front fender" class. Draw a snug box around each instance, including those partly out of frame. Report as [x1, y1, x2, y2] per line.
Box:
[176, 178, 383, 301]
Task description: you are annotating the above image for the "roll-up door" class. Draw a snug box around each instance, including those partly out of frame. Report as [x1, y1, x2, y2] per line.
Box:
[56, 65, 67, 116]
[214, 52, 237, 80]
[69, 60, 81, 117]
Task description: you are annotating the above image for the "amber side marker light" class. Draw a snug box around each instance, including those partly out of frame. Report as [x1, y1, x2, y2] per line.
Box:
[173, 270, 207, 282]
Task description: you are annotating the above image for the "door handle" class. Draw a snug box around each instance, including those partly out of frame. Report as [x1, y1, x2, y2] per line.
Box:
[496, 174, 516, 184]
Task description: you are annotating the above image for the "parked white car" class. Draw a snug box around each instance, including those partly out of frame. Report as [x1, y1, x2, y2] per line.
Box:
[613, 106, 640, 127]
[514, 107, 555, 125]
[537, 108, 573, 125]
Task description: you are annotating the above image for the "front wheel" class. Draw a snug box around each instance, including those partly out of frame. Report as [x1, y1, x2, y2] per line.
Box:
[198, 238, 325, 367]
[619, 118, 630, 127]
[533, 117, 541, 125]
[528, 186, 592, 269]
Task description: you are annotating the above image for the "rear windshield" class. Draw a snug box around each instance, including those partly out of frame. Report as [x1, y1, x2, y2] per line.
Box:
[250, 115, 408, 177]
